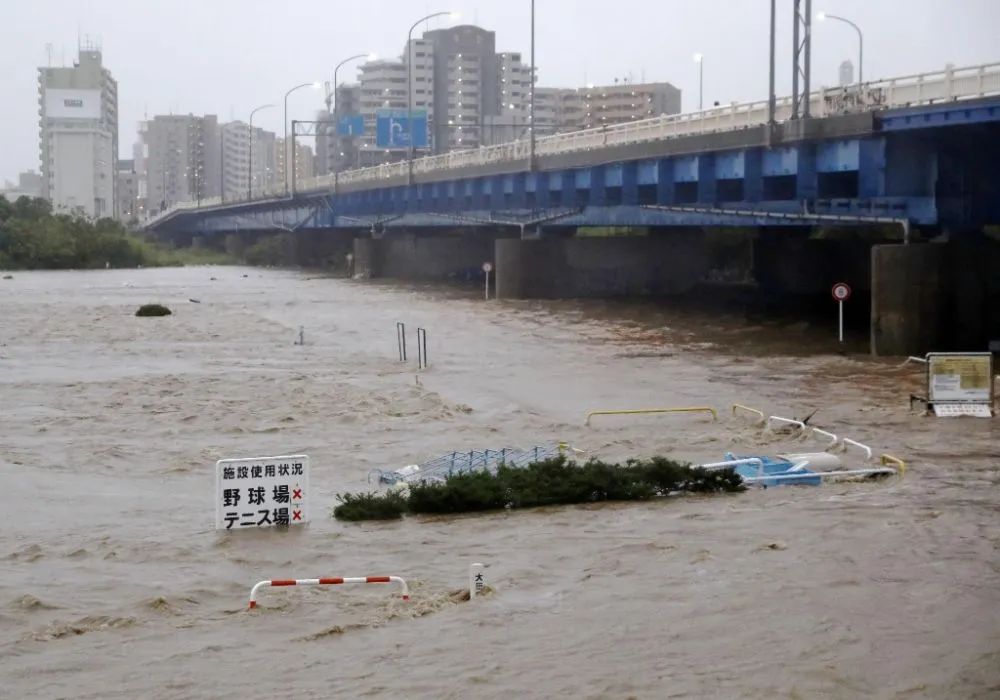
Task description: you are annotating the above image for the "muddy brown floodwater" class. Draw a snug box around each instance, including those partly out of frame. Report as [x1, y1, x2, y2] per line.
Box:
[1, 267, 998, 699]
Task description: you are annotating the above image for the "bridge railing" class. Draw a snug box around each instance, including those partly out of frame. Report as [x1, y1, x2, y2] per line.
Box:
[147, 60, 1000, 227]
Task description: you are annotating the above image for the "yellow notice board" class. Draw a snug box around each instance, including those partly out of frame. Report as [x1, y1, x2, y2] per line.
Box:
[927, 353, 993, 403]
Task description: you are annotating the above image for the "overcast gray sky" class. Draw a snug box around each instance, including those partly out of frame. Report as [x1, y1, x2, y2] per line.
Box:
[2, 0, 998, 183]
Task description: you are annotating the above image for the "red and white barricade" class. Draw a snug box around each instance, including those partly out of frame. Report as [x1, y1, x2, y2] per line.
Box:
[248, 575, 410, 610]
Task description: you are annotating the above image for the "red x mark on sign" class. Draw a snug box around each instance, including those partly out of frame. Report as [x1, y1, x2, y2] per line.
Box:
[292, 510, 302, 521]
[292, 489, 303, 500]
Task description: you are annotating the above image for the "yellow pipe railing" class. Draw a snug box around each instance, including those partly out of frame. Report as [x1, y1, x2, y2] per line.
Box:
[731, 404, 765, 424]
[880, 454, 907, 476]
[585, 407, 718, 426]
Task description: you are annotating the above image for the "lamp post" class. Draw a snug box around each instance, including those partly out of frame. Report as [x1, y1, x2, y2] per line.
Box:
[818, 11, 863, 83]
[248, 103, 274, 200]
[283, 83, 319, 195]
[220, 123, 226, 203]
[331, 53, 375, 181]
[529, 0, 536, 171]
[406, 10, 456, 183]
[693, 53, 704, 110]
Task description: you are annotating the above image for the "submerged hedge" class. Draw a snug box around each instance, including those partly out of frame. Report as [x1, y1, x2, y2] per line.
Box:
[333, 456, 743, 521]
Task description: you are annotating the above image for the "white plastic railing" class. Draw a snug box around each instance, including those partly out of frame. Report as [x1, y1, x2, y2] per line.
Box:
[841, 438, 874, 462]
[811, 428, 839, 449]
[766, 415, 808, 434]
[146, 60, 1000, 227]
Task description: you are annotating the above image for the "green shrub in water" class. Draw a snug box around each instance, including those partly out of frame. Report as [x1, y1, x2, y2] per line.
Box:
[333, 455, 743, 521]
[333, 490, 407, 521]
[135, 304, 172, 317]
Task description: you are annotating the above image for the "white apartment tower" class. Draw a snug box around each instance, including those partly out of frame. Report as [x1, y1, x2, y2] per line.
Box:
[218, 122, 278, 200]
[38, 45, 118, 218]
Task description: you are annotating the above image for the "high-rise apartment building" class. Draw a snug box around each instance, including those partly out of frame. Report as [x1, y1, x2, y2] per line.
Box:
[218, 122, 278, 200]
[574, 82, 681, 130]
[116, 159, 141, 222]
[315, 24, 680, 171]
[0, 171, 44, 201]
[275, 138, 315, 188]
[141, 114, 220, 213]
[839, 60, 855, 87]
[38, 45, 118, 218]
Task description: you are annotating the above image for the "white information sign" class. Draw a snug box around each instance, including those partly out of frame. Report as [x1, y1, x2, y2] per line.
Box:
[927, 353, 993, 403]
[215, 455, 309, 530]
[45, 88, 102, 119]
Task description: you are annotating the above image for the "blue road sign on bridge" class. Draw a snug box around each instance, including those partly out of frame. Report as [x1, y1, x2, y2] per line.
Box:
[376, 108, 428, 149]
[337, 114, 365, 137]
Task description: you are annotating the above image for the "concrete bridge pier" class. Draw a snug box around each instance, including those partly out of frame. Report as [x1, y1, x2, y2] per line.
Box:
[352, 230, 499, 281]
[294, 229, 357, 269]
[495, 229, 707, 299]
[871, 240, 1000, 356]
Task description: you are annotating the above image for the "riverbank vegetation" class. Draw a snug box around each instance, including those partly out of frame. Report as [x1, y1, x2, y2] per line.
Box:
[0, 195, 233, 270]
[333, 456, 744, 521]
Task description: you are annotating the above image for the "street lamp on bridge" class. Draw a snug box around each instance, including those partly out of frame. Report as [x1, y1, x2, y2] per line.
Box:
[283, 82, 321, 195]
[406, 10, 460, 183]
[817, 11, 864, 84]
[693, 53, 704, 110]
[330, 53, 377, 177]
[248, 103, 275, 200]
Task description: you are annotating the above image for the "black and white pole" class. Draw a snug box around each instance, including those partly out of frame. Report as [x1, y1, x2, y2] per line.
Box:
[831, 282, 852, 344]
[482, 261, 493, 301]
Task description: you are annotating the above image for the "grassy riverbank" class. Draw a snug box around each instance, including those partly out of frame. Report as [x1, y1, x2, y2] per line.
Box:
[0, 195, 233, 270]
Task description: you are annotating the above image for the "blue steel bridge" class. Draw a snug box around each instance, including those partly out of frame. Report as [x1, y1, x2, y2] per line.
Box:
[147, 62, 1000, 355]
[147, 61, 1000, 237]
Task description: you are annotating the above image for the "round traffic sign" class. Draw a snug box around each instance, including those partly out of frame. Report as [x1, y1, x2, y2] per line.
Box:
[482, 262, 493, 273]
[831, 282, 852, 302]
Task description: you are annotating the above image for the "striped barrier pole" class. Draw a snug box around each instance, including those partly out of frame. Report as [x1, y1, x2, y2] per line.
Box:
[248, 576, 410, 610]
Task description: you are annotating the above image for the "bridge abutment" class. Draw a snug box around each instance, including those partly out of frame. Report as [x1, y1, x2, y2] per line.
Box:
[870, 240, 1000, 355]
[495, 231, 707, 299]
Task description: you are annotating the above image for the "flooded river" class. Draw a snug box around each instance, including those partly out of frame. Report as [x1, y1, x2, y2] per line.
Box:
[1, 267, 997, 699]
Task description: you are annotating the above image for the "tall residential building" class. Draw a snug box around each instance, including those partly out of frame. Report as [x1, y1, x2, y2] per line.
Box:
[423, 25, 533, 151]
[141, 114, 220, 213]
[275, 138, 315, 188]
[38, 45, 118, 218]
[839, 60, 855, 87]
[322, 85, 363, 173]
[0, 171, 44, 201]
[218, 121, 278, 200]
[313, 109, 336, 176]
[116, 159, 141, 222]
[357, 57, 427, 164]
[574, 81, 681, 130]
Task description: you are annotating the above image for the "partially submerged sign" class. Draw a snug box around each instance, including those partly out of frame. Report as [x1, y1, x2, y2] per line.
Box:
[215, 455, 309, 530]
[927, 353, 994, 418]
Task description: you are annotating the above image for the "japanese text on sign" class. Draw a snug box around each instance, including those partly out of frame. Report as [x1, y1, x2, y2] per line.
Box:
[215, 455, 309, 530]
[928, 353, 993, 403]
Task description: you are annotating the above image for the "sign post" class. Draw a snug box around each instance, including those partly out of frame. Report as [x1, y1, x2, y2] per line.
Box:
[469, 562, 486, 599]
[482, 262, 493, 301]
[215, 455, 309, 530]
[831, 282, 852, 344]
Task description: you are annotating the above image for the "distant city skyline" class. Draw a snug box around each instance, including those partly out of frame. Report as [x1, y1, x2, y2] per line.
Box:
[2, 0, 999, 182]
